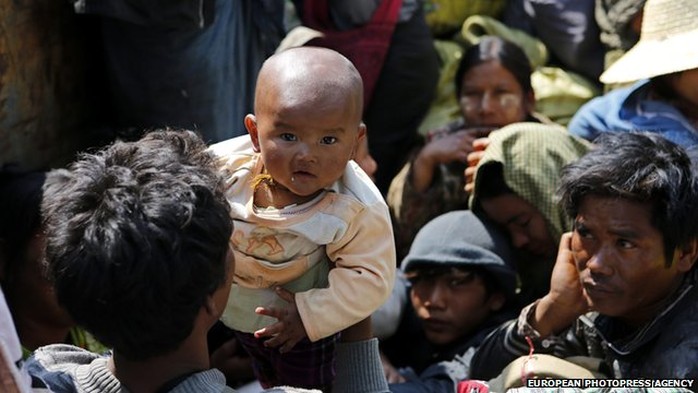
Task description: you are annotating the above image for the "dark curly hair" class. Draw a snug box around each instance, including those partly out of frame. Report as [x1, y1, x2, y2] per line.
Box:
[41, 129, 232, 360]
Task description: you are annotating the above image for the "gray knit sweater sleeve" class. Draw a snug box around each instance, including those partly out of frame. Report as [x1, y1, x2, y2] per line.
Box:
[333, 338, 389, 393]
[26, 339, 389, 393]
[263, 338, 389, 393]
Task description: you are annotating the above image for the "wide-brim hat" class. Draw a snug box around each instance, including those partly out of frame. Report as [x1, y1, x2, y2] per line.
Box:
[600, 0, 698, 84]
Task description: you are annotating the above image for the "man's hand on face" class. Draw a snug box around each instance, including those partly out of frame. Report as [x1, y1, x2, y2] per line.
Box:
[532, 233, 591, 337]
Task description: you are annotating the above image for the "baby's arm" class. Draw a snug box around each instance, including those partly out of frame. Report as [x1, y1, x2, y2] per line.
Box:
[253, 287, 306, 353]
[296, 200, 397, 342]
[254, 194, 396, 350]
[252, 282, 386, 353]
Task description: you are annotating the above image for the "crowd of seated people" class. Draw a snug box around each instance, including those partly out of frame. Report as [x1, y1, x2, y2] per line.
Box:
[4, 0, 698, 391]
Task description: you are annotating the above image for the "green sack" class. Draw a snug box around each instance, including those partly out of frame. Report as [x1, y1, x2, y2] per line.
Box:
[460, 15, 549, 69]
[417, 39, 463, 136]
[532, 67, 601, 126]
[424, 0, 506, 37]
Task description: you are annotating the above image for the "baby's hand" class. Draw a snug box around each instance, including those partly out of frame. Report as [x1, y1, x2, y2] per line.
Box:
[254, 287, 307, 353]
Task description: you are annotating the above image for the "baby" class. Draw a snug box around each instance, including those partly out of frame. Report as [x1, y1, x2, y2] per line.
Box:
[210, 47, 396, 390]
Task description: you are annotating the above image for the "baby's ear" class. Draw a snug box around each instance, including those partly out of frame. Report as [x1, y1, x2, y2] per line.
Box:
[351, 123, 368, 160]
[357, 122, 367, 140]
[245, 114, 261, 152]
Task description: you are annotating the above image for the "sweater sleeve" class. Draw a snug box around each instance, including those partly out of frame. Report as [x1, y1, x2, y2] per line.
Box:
[295, 200, 396, 341]
[262, 339, 389, 393]
[333, 338, 390, 393]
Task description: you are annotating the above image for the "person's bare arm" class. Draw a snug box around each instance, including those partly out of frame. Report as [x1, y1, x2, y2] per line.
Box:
[340, 316, 372, 343]
[412, 129, 486, 192]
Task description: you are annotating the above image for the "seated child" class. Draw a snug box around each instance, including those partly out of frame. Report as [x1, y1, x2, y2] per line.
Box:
[209, 47, 396, 390]
[381, 210, 518, 390]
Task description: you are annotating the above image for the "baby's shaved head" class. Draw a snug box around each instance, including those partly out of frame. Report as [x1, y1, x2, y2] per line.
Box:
[254, 47, 364, 123]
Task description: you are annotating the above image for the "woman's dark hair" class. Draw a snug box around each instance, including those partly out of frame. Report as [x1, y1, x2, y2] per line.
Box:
[474, 164, 514, 202]
[454, 36, 533, 98]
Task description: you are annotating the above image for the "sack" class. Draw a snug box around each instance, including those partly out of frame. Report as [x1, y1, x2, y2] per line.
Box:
[460, 15, 549, 69]
[487, 354, 607, 392]
[424, 0, 506, 37]
[532, 67, 601, 126]
[417, 39, 464, 135]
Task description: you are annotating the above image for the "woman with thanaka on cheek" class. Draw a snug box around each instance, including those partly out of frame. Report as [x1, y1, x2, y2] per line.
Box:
[387, 36, 548, 262]
[209, 46, 396, 391]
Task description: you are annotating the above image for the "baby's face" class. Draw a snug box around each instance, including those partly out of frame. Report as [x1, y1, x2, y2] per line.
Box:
[248, 89, 363, 197]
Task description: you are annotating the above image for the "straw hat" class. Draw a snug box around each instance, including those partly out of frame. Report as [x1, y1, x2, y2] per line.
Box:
[600, 0, 698, 84]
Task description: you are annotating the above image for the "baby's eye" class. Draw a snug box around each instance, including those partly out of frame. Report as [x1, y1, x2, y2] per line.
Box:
[321, 136, 337, 144]
[280, 133, 297, 142]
